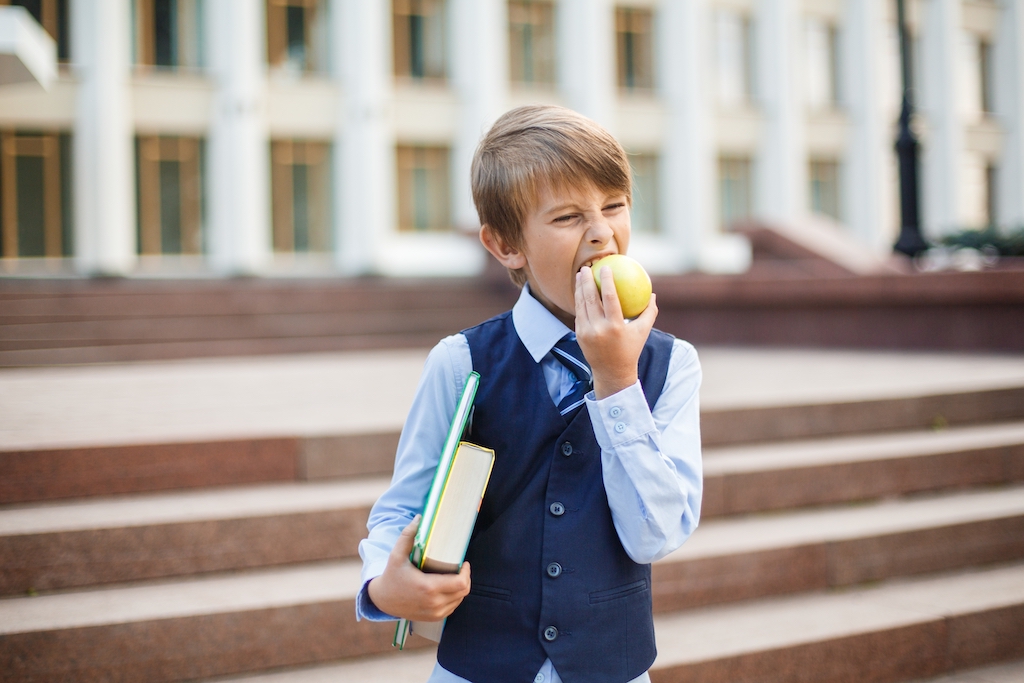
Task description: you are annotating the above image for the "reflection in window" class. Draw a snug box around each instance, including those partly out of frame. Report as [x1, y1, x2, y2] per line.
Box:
[394, 0, 446, 81]
[267, 0, 328, 73]
[136, 136, 204, 255]
[719, 156, 753, 229]
[134, 0, 203, 69]
[629, 153, 659, 234]
[715, 8, 755, 106]
[0, 130, 73, 258]
[1, 0, 70, 61]
[271, 140, 332, 252]
[509, 0, 555, 85]
[616, 7, 654, 91]
[396, 145, 450, 232]
[809, 159, 841, 220]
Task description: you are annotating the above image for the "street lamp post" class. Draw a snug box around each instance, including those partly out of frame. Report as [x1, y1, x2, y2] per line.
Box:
[893, 0, 929, 257]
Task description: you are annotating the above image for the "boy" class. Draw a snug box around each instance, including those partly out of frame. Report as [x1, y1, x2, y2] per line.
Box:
[357, 105, 702, 683]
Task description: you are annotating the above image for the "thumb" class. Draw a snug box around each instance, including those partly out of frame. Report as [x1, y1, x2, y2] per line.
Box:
[391, 515, 421, 561]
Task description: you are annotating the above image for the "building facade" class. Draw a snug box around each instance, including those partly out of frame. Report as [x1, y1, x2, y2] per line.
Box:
[1, 0, 1022, 278]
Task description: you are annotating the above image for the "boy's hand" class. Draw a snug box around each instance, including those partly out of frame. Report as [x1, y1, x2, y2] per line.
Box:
[366, 516, 472, 622]
[574, 265, 658, 400]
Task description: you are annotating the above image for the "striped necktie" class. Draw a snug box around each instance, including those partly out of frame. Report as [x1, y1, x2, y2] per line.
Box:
[551, 334, 593, 417]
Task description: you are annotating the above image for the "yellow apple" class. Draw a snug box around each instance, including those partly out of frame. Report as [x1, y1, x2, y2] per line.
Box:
[591, 254, 652, 319]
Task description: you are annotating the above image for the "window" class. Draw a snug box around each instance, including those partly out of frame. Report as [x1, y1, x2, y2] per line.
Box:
[616, 7, 654, 91]
[985, 164, 997, 228]
[271, 140, 332, 252]
[266, 0, 328, 73]
[979, 38, 994, 115]
[396, 145, 450, 232]
[715, 9, 755, 106]
[509, 0, 555, 85]
[1, 0, 70, 61]
[136, 136, 204, 255]
[629, 153, 659, 234]
[805, 17, 840, 110]
[718, 156, 752, 229]
[393, 0, 446, 81]
[133, 0, 203, 69]
[809, 159, 841, 220]
[0, 130, 72, 258]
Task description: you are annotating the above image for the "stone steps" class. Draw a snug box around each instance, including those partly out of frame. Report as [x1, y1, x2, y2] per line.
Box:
[3, 422, 1022, 595]
[4, 387, 1023, 505]
[0, 278, 519, 367]
[2, 485, 1022, 681]
[167, 564, 1024, 683]
[3, 349, 1024, 682]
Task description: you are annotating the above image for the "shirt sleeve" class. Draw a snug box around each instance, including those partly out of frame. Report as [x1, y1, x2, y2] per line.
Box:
[585, 338, 703, 564]
[355, 334, 472, 621]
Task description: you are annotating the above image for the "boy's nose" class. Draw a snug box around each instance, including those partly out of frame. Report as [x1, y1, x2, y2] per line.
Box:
[586, 217, 615, 243]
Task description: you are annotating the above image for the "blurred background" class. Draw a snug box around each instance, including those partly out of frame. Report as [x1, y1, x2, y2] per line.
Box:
[0, 0, 1022, 279]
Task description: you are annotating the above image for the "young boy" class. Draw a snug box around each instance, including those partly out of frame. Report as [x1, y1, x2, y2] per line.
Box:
[357, 105, 702, 683]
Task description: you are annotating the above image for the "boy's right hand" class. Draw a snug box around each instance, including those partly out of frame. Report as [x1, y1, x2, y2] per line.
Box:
[366, 515, 472, 622]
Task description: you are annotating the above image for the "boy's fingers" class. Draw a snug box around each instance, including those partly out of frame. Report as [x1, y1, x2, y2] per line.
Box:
[598, 266, 624, 321]
[390, 515, 420, 562]
[574, 270, 592, 326]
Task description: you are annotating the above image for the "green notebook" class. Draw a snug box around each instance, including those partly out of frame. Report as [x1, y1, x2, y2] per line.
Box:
[394, 371, 494, 649]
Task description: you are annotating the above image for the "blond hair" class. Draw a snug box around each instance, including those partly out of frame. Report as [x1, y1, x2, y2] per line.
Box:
[472, 105, 632, 287]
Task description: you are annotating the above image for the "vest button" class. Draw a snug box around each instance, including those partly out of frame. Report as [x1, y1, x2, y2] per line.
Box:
[549, 502, 565, 516]
[544, 625, 559, 641]
[546, 562, 562, 578]
[560, 442, 573, 456]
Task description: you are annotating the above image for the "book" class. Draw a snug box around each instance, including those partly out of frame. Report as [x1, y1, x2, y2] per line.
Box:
[393, 372, 495, 649]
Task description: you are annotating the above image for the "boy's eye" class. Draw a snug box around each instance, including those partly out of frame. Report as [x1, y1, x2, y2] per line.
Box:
[603, 202, 626, 212]
[553, 214, 577, 223]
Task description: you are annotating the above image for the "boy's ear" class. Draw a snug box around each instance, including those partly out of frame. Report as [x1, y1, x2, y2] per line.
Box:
[480, 224, 527, 269]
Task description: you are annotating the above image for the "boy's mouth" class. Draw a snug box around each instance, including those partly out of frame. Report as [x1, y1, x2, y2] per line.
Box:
[578, 253, 617, 273]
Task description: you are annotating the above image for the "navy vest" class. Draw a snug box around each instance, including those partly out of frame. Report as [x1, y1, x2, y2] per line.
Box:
[437, 311, 674, 683]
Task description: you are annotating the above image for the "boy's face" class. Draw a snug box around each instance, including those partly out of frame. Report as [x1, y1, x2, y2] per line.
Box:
[483, 180, 631, 329]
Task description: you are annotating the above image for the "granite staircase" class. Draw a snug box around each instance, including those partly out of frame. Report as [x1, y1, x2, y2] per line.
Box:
[1, 356, 1024, 682]
[0, 277, 519, 367]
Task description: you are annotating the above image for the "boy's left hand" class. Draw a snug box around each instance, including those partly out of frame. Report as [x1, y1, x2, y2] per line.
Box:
[574, 265, 658, 400]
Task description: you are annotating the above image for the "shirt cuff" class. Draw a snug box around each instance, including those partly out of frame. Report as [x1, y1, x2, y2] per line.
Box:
[355, 579, 398, 622]
[585, 380, 657, 449]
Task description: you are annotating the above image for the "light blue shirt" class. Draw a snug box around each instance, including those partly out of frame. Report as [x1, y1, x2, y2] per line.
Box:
[357, 285, 703, 683]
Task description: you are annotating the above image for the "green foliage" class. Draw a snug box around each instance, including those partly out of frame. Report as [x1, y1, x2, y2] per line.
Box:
[940, 226, 1024, 256]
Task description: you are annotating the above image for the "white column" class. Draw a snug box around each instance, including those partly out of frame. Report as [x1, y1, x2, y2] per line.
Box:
[842, 0, 890, 251]
[557, 0, 616, 130]
[205, 0, 271, 274]
[70, 0, 135, 275]
[755, 0, 807, 224]
[658, 0, 714, 270]
[449, 0, 508, 232]
[332, 0, 393, 275]
[920, 0, 962, 237]
[995, 0, 1024, 227]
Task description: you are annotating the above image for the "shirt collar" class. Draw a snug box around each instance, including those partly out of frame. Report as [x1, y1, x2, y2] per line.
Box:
[512, 283, 573, 363]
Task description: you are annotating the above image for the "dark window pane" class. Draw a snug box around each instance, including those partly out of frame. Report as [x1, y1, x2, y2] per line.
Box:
[293, 163, 309, 251]
[60, 133, 72, 256]
[154, 0, 178, 67]
[12, 0, 43, 24]
[15, 155, 45, 257]
[287, 6, 307, 68]
[57, 0, 69, 60]
[159, 159, 182, 253]
[409, 13, 425, 78]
